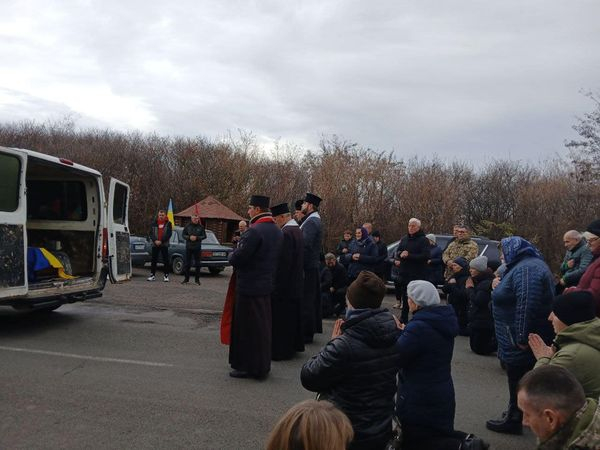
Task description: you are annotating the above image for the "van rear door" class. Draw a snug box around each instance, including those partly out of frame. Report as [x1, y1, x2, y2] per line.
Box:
[0, 147, 28, 298]
[107, 178, 132, 283]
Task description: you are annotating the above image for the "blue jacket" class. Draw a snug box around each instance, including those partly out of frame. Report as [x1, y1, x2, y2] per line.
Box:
[492, 255, 555, 365]
[395, 305, 458, 433]
[427, 244, 444, 286]
[228, 214, 283, 296]
[344, 237, 378, 279]
[560, 240, 594, 287]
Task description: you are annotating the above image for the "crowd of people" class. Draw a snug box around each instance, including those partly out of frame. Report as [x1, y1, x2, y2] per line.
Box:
[216, 191, 600, 449]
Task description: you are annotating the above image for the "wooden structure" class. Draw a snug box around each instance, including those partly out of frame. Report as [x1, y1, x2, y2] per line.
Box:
[175, 196, 245, 244]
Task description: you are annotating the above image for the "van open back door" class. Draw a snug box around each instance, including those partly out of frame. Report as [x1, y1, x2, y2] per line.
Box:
[0, 147, 28, 298]
[107, 178, 132, 283]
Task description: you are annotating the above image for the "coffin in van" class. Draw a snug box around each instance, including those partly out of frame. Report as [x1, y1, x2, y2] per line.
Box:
[0, 146, 131, 311]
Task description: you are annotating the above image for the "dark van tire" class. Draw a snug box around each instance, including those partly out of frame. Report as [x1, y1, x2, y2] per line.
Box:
[172, 256, 184, 275]
[209, 267, 224, 275]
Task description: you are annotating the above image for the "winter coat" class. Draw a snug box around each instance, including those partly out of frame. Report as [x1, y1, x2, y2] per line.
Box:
[536, 398, 600, 450]
[182, 222, 206, 250]
[336, 239, 353, 256]
[320, 262, 347, 293]
[568, 248, 600, 316]
[149, 219, 173, 247]
[492, 253, 555, 366]
[427, 243, 444, 286]
[300, 212, 322, 270]
[442, 266, 470, 306]
[535, 318, 600, 399]
[228, 213, 283, 296]
[373, 239, 389, 278]
[560, 240, 594, 287]
[395, 305, 459, 434]
[344, 237, 379, 280]
[301, 308, 401, 448]
[392, 230, 430, 280]
[466, 271, 495, 330]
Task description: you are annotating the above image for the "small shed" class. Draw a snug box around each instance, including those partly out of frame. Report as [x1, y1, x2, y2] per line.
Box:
[175, 196, 245, 244]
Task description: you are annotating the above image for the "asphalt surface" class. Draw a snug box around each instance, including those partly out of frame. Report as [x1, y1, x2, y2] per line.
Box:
[0, 267, 537, 449]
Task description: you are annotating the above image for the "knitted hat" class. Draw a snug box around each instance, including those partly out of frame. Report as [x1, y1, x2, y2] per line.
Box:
[425, 233, 436, 244]
[371, 230, 381, 238]
[346, 271, 386, 309]
[552, 292, 596, 326]
[407, 280, 441, 307]
[469, 255, 488, 273]
[453, 256, 469, 269]
[586, 219, 600, 237]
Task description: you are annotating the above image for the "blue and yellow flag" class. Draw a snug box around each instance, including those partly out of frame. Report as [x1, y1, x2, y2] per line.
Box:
[167, 198, 175, 228]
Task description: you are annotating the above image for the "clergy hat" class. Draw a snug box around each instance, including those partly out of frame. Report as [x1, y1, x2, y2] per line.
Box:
[249, 195, 270, 209]
[294, 199, 304, 211]
[270, 202, 290, 216]
[304, 192, 322, 207]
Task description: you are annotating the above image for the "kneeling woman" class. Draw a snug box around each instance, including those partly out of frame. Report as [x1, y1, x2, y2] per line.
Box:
[395, 280, 485, 450]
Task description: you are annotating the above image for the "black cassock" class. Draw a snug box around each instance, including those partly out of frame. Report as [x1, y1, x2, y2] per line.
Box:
[271, 221, 305, 360]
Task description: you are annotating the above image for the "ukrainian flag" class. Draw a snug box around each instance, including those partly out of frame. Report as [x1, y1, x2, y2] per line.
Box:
[167, 198, 175, 228]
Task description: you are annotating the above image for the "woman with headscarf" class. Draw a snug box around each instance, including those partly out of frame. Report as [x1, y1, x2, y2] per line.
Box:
[486, 237, 555, 435]
[343, 227, 378, 283]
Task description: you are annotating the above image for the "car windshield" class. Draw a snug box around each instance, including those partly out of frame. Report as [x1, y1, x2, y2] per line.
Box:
[204, 232, 219, 244]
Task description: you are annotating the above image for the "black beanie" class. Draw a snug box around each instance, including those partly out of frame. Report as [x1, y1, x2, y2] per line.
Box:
[552, 292, 596, 326]
[346, 271, 386, 309]
[586, 219, 600, 237]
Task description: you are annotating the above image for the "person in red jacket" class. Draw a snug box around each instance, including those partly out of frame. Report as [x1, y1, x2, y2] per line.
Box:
[565, 219, 600, 316]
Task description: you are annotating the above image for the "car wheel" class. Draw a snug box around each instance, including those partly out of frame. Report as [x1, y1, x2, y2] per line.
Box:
[209, 267, 224, 275]
[172, 256, 184, 275]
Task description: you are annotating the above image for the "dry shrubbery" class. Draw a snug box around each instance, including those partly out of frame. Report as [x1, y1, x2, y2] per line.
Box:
[1, 119, 598, 271]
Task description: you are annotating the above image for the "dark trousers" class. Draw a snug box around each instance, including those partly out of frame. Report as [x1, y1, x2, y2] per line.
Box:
[401, 423, 467, 450]
[184, 247, 201, 281]
[506, 361, 534, 408]
[469, 328, 497, 355]
[150, 246, 169, 275]
[394, 279, 410, 323]
[302, 268, 321, 343]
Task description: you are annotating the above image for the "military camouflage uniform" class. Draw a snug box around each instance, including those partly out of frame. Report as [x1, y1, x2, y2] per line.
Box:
[442, 238, 479, 278]
[537, 398, 600, 450]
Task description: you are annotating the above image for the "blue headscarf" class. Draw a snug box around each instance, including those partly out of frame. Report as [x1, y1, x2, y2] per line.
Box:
[500, 236, 544, 266]
[357, 226, 370, 242]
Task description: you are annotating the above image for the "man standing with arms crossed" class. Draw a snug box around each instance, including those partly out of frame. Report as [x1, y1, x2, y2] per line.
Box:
[228, 195, 283, 379]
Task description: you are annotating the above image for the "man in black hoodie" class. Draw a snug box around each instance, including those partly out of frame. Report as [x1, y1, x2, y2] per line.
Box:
[392, 218, 430, 323]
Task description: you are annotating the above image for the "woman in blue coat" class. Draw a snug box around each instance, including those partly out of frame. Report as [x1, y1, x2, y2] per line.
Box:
[486, 236, 554, 435]
[395, 280, 480, 450]
[344, 227, 378, 282]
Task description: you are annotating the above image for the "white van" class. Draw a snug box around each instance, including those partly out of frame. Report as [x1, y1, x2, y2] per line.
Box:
[0, 146, 132, 311]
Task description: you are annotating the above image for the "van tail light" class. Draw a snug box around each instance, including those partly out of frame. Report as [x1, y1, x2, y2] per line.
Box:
[102, 228, 109, 262]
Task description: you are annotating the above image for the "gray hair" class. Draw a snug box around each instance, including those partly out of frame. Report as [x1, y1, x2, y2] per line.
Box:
[408, 218, 421, 227]
[564, 230, 582, 241]
[324, 253, 336, 261]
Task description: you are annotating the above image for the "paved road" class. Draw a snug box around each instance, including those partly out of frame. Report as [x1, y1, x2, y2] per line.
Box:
[0, 268, 536, 449]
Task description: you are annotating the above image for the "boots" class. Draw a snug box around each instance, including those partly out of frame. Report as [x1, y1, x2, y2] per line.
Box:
[485, 404, 523, 435]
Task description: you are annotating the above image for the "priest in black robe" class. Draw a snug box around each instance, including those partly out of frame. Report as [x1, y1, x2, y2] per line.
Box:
[227, 195, 283, 379]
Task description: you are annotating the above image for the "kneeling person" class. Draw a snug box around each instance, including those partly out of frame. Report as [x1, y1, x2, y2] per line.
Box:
[301, 271, 401, 450]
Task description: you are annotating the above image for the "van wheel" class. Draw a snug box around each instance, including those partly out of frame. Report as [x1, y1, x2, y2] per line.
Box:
[209, 267, 224, 275]
[172, 256, 184, 275]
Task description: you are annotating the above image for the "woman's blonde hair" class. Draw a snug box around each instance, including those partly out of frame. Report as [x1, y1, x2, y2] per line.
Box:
[265, 400, 353, 450]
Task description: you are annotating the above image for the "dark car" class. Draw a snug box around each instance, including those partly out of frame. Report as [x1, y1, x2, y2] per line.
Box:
[130, 235, 151, 267]
[385, 234, 501, 289]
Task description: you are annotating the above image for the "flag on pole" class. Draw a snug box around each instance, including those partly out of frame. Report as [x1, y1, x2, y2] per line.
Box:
[194, 200, 202, 224]
[167, 198, 175, 228]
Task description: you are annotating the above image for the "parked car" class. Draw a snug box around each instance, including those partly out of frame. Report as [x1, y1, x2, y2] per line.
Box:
[385, 234, 501, 289]
[139, 227, 232, 275]
[130, 235, 151, 267]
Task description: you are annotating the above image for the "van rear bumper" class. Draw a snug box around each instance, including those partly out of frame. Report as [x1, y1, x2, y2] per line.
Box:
[7, 289, 104, 311]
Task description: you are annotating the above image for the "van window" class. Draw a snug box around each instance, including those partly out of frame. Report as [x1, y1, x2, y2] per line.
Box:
[112, 183, 128, 225]
[0, 154, 21, 212]
[27, 180, 88, 221]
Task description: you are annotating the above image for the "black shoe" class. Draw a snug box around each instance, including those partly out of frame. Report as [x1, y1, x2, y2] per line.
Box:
[486, 409, 523, 435]
[229, 370, 250, 378]
[195, 280, 201, 285]
[181, 279, 189, 284]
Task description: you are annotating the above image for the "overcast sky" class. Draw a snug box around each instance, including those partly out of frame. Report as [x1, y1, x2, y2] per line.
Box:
[1, 1, 599, 165]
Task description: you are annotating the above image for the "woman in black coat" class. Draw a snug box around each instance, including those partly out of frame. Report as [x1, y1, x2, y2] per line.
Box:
[442, 256, 470, 336]
[465, 256, 497, 355]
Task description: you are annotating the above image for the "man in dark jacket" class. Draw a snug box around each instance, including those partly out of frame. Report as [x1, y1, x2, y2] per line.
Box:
[557, 230, 593, 293]
[301, 271, 401, 450]
[425, 233, 444, 286]
[371, 230, 388, 281]
[147, 209, 173, 282]
[228, 195, 283, 379]
[392, 218, 430, 323]
[300, 192, 323, 343]
[270, 202, 304, 361]
[320, 253, 348, 317]
[181, 213, 206, 284]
